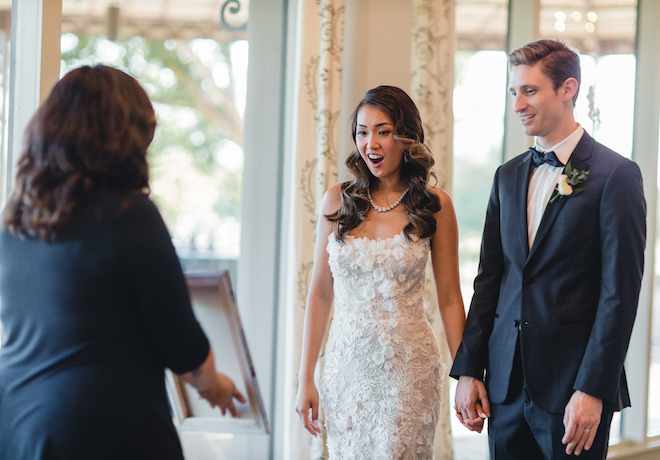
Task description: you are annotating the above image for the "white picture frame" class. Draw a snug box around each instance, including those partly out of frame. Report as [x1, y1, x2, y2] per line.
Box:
[166, 271, 270, 434]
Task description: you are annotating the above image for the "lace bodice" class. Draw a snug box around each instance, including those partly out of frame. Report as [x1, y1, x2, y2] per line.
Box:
[320, 232, 443, 460]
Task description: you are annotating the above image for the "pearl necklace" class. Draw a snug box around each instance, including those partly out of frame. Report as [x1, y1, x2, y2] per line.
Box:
[367, 187, 410, 212]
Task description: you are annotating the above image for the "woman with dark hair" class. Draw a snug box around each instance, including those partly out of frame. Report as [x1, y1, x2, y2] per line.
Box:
[295, 86, 466, 458]
[0, 65, 244, 460]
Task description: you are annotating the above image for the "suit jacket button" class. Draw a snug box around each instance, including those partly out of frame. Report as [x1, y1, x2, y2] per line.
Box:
[524, 277, 534, 285]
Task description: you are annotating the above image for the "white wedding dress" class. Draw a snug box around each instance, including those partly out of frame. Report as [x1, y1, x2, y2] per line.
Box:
[321, 232, 444, 460]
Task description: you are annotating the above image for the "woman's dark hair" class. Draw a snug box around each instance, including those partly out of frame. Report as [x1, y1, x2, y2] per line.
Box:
[326, 85, 441, 242]
[2, 65, 156, 241]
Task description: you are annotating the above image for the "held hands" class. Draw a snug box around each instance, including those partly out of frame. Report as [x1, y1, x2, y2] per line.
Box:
[562, 391, 602, 456]
[454, 375, 490, 433]
[295, 379, 322, 437]
[196, 372, 247, 417]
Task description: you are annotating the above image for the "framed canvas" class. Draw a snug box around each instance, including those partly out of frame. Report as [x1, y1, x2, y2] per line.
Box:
[166, 271, 270, 434]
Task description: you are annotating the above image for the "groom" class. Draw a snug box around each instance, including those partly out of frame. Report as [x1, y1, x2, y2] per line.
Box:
[451, 39, 646, 459]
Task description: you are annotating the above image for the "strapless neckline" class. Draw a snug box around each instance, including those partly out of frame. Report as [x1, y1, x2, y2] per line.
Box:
[345, 230, 405, 243]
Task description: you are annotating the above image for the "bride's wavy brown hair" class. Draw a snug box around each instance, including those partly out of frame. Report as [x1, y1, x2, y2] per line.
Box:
[2, 65, 156, 241]
[326, 86, 441, 242]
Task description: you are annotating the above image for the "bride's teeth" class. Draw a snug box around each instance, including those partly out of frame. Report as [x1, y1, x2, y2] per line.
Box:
[368, 154, 383, 161]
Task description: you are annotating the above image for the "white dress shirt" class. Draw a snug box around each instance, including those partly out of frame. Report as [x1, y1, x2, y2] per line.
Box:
[527, 125, 585, 249]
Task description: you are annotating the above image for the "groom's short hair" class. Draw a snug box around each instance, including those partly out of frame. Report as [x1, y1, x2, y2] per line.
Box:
[509, 39, 581, 106]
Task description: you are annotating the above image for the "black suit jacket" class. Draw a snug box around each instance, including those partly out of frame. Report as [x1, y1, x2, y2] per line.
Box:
[450, 132, 646, 414]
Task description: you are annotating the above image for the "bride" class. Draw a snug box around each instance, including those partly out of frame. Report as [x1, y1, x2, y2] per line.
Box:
[295, 86, 467, 459]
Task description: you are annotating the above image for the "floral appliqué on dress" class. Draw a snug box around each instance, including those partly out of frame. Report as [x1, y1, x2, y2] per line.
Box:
[321, 232, 445, 460]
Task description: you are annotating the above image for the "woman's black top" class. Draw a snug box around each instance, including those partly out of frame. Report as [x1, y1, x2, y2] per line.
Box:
[0, 192, 210, 459]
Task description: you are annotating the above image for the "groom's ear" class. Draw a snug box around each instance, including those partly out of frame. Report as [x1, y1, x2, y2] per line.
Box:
[560, 77, 579, 103]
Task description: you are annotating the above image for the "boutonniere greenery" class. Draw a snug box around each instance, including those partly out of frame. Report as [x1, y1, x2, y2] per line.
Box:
[549, 161, 590, 204]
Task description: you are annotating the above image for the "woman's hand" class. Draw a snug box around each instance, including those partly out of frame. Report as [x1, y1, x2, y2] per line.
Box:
[295, 379, 322, 437]
[178, 348, 246, 417]
[196, 372, 246, 417]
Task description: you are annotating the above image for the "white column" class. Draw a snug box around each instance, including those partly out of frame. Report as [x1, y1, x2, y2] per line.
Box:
[235, 0, 288, 458]
[6, 0, 43, 201]
[5, 0, 61, 203]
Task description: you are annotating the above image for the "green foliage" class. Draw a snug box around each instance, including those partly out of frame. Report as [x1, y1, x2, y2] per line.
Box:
[60, 33, 245, 253]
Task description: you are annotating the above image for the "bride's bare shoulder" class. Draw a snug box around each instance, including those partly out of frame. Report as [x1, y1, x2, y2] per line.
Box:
[322, 183, 348, 214]
[431, 186, 454, 210]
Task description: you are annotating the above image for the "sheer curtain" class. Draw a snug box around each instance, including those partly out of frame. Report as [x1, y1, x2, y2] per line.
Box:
[282, 1, 345, 458]
[411, 1, 455, 458]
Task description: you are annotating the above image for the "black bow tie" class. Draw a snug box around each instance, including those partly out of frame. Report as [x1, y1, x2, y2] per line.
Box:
[529, 147, 563, 168]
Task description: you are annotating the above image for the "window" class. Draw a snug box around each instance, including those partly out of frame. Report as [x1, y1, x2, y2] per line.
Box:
[451, 50, 508, 459]
[450, 1, 646, 456]
[451, 3, 509, 458]
[59, 2, 248, 283]
[539, 0, 638, 446]
[57, 2, 253, 456]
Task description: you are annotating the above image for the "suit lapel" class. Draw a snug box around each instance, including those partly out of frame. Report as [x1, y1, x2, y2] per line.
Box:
[515, 153, 535, 261]
[526, 133, 595, 263]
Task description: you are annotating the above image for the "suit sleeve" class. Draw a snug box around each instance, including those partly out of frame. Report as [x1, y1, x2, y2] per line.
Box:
[573, 160, 646, 401]
[450, 167, 505, 380]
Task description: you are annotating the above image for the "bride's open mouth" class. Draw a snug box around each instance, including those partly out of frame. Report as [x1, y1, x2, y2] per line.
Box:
[368, 153, 384, 166]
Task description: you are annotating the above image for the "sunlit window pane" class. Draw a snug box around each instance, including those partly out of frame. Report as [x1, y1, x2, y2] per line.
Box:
[575, 54, 635, 159]
[452, 2, 509, 457]
[453, 50, 507, 304]
[60, 34, 247, 280]
[451, 49, 508, 460]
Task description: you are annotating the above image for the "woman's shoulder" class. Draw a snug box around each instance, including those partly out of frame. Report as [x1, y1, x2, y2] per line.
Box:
[129, 192, 160, 213]
[325, 182, 344, 198]
[428, 186, 457, 221]
[321, 183, 346, 214]
[77, 192, 164, 239]
[79, 190, 154, 213]
[430, 186, 451, 205]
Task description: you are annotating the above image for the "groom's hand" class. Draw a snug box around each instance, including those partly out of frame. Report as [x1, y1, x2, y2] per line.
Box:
[454, 402, 485, 432]
[455, 375, 490, 433]
[562, 390, 602, 456]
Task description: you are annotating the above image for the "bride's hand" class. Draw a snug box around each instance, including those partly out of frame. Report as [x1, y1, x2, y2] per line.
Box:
[295, 380, 322, 437]
[455, 375, 490, 433]
[455, 402, 485, 432]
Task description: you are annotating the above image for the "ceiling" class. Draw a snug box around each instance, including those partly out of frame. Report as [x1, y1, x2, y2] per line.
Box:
[0, 0, 638, 54]
[456, 0, 637, 54]
[0, 0, 248, 41]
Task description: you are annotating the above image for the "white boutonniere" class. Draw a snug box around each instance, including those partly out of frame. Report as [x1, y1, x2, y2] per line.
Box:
[549, 161, 589, 204]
